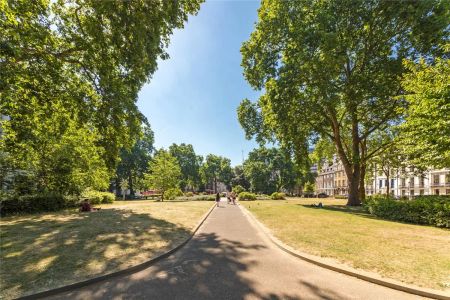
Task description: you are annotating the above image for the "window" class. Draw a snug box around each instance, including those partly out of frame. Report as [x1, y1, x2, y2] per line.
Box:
[434, 175, 440, 184]
[420, 189, 424, 195]
[401, 178, 406, 187]
[420, 176, 425, 187]
[435, 189, 440, 195]
[402, 190, 406, 196]
[385, 179, 388, 187]
[446, 189, 450, 195]
[410, 190, 414, 196]
[446, 174, 450, 183]
[379, 180, 382, 188]
[391, 179, 395, 188]
[410, 177, 414, 186]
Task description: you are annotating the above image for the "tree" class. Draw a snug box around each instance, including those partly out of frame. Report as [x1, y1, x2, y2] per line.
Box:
[120, 179, 128, 201]
[230, 165, 250, 191]
[398, 52, 450, 168]
[304, 182, 316, 194]
[243, 147, 298, 194]
[145, 150, 181, 201]
[0, 0, 202, 195]
[116, 124, 154, 197]
[169, 143, 203, 191]
[239, 0, 448, 205]
[200, 154, 232, 193]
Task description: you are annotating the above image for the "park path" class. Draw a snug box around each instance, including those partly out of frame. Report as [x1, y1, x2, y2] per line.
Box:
[49, 199, 425, 300]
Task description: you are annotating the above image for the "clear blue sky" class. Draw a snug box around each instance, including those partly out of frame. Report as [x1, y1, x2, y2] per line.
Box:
[137, 0, 261, 166]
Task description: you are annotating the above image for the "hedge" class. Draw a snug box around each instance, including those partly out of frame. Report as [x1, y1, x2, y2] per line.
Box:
[165, 188, 184, 200]
[0, 193, 78, 216]
[270, 192, 286, 200]
[232, 185, 245, 195]
[239, 192, 256, 201]
[364, 195, 450, 228]
[82, 190, 116, 204]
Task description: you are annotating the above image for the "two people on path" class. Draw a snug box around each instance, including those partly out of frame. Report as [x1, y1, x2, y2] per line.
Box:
[226, 191, 236, 205]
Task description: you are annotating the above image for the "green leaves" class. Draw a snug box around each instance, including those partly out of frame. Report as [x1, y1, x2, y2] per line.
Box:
[145, 150, 181, 201]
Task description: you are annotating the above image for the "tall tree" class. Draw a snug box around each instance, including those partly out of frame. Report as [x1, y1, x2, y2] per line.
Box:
[239, 0, 448, 205]
[398, 51, 450, 168]
[243, 147, 298, 194]
[231, 165, 250, 191]
[115, 124, 154, 197]
[169, 143, 203, 191]
[145, 150, 181, 201]
[200, 154, 232, 193]
[0, 0, 202, 194]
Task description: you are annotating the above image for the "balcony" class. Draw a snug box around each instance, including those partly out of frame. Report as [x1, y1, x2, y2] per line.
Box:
[430, 182, 450, 187]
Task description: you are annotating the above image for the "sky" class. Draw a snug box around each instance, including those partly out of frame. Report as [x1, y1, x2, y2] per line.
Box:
[137, 0, 262, 166]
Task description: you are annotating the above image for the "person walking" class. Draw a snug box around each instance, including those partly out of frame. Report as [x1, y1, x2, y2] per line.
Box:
[215, 192, 221, 207]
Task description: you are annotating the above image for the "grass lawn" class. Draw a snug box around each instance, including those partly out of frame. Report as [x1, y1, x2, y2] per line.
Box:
[242, 198, 450, 291]
[0, 200, 213, 299]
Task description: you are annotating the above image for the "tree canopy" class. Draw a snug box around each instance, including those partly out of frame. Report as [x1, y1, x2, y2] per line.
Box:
[239, 0, 449, 205]
[243, 147, 298, 194]
[200, 154, 232, 193]
[169, 143, 203, 191]
[145, 150, 181, 201]
[0, 0, 202, 195]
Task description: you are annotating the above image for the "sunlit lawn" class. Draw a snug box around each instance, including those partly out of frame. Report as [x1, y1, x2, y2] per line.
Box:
[242, 198, 450, 291]
[0, 200, 213, 299]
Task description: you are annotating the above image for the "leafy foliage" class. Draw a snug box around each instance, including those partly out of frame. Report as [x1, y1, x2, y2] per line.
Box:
[165, 187, 184, 200]
[232, 185, 245, 195]
[239, 0, 449, 205]
[238, 192, 256, 201]
[243, 147, 298, 194]
[81, 189, 115, 204]
[0, 193, 78, 216]
[169, 143, 203, 191]
[145, 150, 181, 201]
[270, 192, 286, 200]
[200, 154, 232, 192]
[398, 53, 450, 168]
[0, 0, 202, 195]
[364, 195, 450, 228]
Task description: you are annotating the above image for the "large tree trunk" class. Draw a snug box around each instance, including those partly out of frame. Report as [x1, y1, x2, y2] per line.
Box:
[128, 173, 134, 197]
[359, 163, 366, 202]
[347, 114, 362, 206]
[214, 177, 217, 193]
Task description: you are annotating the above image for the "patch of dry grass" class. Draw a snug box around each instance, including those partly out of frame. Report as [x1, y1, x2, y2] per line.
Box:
[0, 200, 213, 299]
[243, 198, 450, 291]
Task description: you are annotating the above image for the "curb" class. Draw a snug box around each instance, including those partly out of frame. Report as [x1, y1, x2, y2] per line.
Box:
[239, 205, 450, 300]
[18, 203, 216, 300]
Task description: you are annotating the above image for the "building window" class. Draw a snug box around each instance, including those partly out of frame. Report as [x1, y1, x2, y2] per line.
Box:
[446, 189, 450, 195]
[385, 179, 388, 187]
[446, 174, 450, 183]
[410, 190, 414, 196]
[401, 178, 406, 187]
[402, 190, 406, 196]
[420, 189, 424, 195]
[434, 175, 440, 184]
[391, 179, 394, 188]
[379, 180, 382, 188]
[410, 177, 414, 186]
[435, 189, 440, 195]
[420, 176, 425, 187]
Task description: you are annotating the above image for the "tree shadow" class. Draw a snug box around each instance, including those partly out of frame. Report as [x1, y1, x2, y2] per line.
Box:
[298, 204, 376, 219]
[50, 232, 344, 300]
[0, 208, 192, 299]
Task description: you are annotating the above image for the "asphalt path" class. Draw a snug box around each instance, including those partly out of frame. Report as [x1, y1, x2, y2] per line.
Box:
[49, 199, 425, 299]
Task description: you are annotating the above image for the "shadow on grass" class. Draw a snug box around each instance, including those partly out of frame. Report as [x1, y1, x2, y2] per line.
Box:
[298, 204, 375, 218]
[0, 208, 192, 299]
[50, 232, 344, 300]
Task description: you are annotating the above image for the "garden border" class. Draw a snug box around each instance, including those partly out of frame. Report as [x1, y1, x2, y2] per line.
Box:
[18, 203, 216, 300]
[240, 204, 450, 300]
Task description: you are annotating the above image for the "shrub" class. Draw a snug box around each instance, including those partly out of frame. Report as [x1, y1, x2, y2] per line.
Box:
[364, 195, 450, 228]
[165, 188, 183, 200]
[232, 185, 245, 195]
[185, 192, 194, 197]
[270, 192, 286, 200]
[82, 189, 115, 204]
[0, 193, 75, 215]
[238, 192, 256, 201]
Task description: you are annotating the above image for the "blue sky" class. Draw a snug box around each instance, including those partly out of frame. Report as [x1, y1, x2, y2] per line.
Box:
[137, 0, 261, 166]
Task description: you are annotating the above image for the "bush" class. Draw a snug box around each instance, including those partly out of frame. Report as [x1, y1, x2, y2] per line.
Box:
[185, 192, 194, 197]
[82, 190, 115, 204]
[232, 185, 245, 195]
[364, 195, 450, 228]
[165, 188, 183, 200]
[238, 192, 256, 201]
[0, 193, 75, 215]
[270, 192, 286, 200]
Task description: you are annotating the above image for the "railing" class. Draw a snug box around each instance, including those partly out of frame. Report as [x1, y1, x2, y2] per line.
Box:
[430, 182, 450, 187]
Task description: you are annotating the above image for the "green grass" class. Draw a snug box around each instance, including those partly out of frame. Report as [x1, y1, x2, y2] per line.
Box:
[0, 200, 213, 299]
[243, 198, 450, 291]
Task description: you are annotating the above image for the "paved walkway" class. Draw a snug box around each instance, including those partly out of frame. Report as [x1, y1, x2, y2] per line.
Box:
[50, 199, 425, 299]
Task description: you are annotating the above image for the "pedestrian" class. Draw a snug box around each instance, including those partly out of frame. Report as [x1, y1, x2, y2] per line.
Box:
[231, 191, 236, 205]
[215, 192, 221, 207]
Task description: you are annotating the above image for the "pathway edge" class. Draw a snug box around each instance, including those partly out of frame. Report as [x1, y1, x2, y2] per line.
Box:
[239, 204, 450, 300]
[18, 202, 216, 300]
